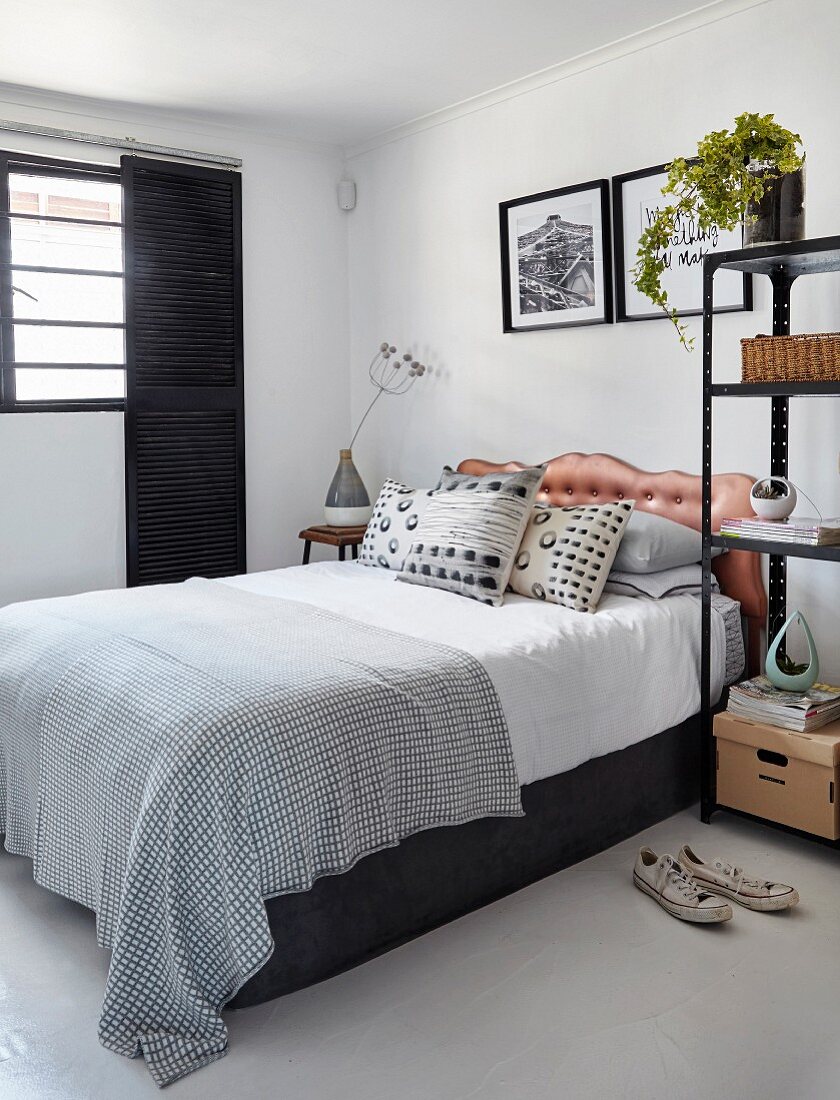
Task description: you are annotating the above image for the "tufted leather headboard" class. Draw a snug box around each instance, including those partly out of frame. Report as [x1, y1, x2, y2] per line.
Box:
[457, 452, 766, 673]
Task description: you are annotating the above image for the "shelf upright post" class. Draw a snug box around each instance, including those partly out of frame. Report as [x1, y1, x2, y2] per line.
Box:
[700, 257, 717, 822]
[768, 269, 795, 654]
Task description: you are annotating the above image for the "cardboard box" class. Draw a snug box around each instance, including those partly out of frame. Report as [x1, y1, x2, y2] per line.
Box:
[714, 711, 840, 840]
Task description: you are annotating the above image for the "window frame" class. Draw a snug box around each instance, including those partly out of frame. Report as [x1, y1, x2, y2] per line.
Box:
[0, 148, 125, 414]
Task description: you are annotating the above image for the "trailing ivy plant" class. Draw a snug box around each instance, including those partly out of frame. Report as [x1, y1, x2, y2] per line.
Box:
[632, 112, 804, 349]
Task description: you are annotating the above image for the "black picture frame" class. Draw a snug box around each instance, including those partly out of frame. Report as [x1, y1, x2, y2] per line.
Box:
[499, 179, 613, 333]
[612, 162, 752, 323]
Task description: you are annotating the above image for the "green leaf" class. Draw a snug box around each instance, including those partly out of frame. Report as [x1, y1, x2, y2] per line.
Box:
[631, 112, 804, 348]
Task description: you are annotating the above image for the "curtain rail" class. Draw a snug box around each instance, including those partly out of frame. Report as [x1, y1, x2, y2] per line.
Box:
[0, 119, 242, 168]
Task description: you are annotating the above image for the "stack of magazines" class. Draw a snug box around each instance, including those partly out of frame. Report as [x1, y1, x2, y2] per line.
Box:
[719, 517, 840, 546]
[728, 676, 840, 732]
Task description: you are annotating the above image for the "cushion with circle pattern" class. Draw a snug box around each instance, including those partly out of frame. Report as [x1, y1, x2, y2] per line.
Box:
[357, 479, 437, 570]
[509, 500, 635, 612]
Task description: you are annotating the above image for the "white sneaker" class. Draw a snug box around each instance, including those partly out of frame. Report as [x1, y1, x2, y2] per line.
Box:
[633, 847, 732, 923]
[678, 846, 799, 912]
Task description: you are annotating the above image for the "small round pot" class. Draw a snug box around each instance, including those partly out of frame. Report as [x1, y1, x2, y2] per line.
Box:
[750, 477, 797, 520]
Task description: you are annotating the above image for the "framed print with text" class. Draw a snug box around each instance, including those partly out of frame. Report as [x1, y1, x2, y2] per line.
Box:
[612, 162, 752, 322]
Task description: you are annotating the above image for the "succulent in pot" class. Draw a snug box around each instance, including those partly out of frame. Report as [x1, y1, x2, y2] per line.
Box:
[632, 112, 805, 348]
[765, 610, 819, 692]
[750, 476, 797, 520]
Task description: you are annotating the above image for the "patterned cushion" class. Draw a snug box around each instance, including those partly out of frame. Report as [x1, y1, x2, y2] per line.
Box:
[397, 466, 544, 606]
[509, 500, 635, 612]
[358, 479, 436, 570]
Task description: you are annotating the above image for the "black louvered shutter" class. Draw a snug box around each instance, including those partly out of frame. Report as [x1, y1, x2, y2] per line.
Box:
[122, 156, 245, 586]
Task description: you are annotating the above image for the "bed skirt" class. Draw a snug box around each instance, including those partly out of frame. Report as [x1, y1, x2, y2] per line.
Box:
[231, 715, 699, 1009]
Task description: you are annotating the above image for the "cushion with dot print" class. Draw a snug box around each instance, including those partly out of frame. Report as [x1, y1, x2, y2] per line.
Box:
[398, 465, 544, 606]
[508, 500, 635, 612]
[357, 478, 437, 571]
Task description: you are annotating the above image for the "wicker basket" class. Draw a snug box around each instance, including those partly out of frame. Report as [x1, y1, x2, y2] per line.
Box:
[741, 332, 840, 383]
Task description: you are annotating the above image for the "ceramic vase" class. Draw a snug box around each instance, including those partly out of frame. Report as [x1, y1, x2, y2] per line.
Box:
[750, 477, 797, 521]
[324, 449, 371, 526]
[765, 610, 819, 692]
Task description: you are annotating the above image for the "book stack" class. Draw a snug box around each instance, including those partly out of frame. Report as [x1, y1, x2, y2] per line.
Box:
[719, 516, 840, 546]
[728, 676, 840, 733]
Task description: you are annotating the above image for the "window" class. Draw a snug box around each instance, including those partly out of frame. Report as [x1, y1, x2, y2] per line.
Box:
[0, 151, 125, 412]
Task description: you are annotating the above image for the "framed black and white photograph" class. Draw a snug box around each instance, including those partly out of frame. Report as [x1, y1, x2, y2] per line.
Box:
[499, 179, 613, 332]
[612, 163, 752, 323]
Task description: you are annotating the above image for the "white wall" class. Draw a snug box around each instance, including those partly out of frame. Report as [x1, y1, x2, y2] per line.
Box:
[0, 89, 350, 605]
[346, 0, 840, 678]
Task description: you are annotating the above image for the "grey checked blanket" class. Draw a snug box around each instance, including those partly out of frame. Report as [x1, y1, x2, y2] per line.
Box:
[0, 579, 521, 1087]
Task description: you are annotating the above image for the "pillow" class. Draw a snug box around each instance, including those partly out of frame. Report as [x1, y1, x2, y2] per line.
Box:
[358, 479, 436, 570]
[397, 466, 544, 606]
[509, 500, 635, 612]
[612, 510, 723, 574]
[603, 564, 720, 600]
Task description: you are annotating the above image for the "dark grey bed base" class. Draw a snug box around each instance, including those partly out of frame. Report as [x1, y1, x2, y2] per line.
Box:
[231, 716, 699, 1009]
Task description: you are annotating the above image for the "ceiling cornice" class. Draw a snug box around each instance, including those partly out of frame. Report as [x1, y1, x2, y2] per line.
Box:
[0, 81, 342, 160]
[345, 0, 770, 160]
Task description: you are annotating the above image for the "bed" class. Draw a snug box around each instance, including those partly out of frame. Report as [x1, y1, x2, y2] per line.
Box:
[0, 452, 765, 1087]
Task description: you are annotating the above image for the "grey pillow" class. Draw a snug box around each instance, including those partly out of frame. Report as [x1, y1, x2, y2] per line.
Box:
[604, 564, 720, 600]
[612, 510, 723, 574]
[397, 466, 544, 606]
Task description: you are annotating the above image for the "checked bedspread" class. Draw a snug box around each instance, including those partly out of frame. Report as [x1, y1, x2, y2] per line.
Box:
[0, 579, 521, 1086]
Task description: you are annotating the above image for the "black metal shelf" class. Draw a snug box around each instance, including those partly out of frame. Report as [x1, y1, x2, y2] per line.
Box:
[707, 234, 840, 277]
[712, 534, 840, 562]
[700, 234, 840, 838]
[712, 381, 840, 397]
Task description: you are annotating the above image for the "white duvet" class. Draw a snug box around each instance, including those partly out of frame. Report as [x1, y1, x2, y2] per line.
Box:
[223, 561, 728, 787]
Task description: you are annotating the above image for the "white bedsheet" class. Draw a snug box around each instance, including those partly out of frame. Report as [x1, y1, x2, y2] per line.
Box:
[222, 562, 726, 787]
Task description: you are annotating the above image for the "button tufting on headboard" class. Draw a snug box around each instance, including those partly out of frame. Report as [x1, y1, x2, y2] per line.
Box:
[456, 451, 766, 674]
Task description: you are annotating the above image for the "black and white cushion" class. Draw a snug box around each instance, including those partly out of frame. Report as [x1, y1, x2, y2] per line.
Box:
[397, 466, 544, 606]
[358, 479, 436, 570]
[509, 500, 635, 612]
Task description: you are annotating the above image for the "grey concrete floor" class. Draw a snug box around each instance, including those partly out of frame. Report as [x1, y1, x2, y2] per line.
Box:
[0, 807, 837, 1099]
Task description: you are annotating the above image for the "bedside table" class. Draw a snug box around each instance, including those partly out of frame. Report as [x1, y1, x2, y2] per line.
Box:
[298, 524, 366, 565]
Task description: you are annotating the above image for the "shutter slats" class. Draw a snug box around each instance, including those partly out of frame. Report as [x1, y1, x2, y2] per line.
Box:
[123, 156, 244, 587]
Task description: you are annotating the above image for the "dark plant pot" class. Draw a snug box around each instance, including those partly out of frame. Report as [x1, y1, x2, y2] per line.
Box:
[743, 164, 805, 247]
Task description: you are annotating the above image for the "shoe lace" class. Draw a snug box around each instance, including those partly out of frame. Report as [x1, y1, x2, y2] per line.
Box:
[714, 858, 763, 891]
[662, 856, 703, 899]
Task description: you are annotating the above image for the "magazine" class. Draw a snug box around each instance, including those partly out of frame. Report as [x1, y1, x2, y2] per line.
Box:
[719, 517, 840, 547]
[728, 676, 840, 732]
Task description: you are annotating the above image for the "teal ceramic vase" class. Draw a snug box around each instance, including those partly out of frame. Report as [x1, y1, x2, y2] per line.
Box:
[765, 610, 819, 692]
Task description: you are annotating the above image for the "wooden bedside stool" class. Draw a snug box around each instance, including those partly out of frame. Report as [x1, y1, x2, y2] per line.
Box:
[298, 524, 366, 565]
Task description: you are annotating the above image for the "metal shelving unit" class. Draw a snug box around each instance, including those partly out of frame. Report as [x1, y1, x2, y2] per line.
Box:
[700, 235, 840, 835]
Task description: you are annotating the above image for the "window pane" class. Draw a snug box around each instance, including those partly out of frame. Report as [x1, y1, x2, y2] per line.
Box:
[12, 324, 124, 364]
[10, 219, 122, 272]
[11, 271, 123, 323]
[14, 368, 124, 402]
[9, 173, 121, 222]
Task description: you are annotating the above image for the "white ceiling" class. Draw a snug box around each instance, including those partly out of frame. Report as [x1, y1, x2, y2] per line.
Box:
[0, 0, 719, 146]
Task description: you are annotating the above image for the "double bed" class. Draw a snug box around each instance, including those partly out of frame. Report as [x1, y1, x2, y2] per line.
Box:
[0, 453, 766, 1087]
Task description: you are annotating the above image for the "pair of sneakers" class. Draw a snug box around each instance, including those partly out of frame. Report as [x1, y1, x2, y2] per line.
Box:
[633, 845, 800, 923]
